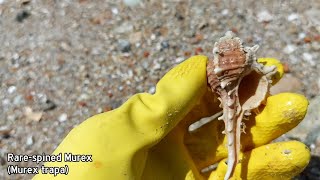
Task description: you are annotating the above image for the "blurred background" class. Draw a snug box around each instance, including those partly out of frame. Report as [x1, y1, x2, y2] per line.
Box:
[0, 0, 319, 179]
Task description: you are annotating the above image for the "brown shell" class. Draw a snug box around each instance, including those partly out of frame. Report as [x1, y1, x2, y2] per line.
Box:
[206, 31, 277, 180]
[216, 39, 246, 70]
[206, 60, 220, 92]
[214, 37, 247, 83]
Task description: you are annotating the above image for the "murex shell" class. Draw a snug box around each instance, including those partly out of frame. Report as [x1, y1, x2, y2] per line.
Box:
[207, 31, 276, 112]
[206, 31, 277, 180]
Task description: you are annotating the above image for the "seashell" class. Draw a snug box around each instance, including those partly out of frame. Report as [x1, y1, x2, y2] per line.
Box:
[206, 31, 277, 180]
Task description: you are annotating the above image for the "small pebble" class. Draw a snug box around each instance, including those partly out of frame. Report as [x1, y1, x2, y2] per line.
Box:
[13, 95, 24, 105]
[148, 86, 156, 94]
[21, 0, 31, 6]
[115, 22, 133, 34]
[56, 127, 65, 135]
[79, 93, 89, 101]
[2, 99, 10, 106]
[298, 32, 306, 40]
[60, 42, 71, 51]
[311, 42, 320, 50]
[127, 69, 133, 78]
[58, 113, 68, 122]
[78, 101, 87, 107]
[0, 126, 11, 139]
[123, 0, 140, 6]
[7, 115, 16, 121]
[150, 34, 156, 40]
[111, 7, 119, 15]
[42, 99, 56, 111]
[302, 53, 315, 66]
[184, 51, 191, 57]
[97, 107, 103, 113]
[304, 37, 312, 43]
[28, 56, 36, 63]
[16, 10, 30, 23]
[136, 85, 143, 92]
[26, 136, 33, 146]
[156, 43, 162, 51]
[7, 86, 16, 94]
[287, 13, 299, 22]
[160, 41, 170, 50]
[91, 47, 101, 55]
[142, 61, 149, 69]
[175, 57, 185, 64]
[175, 12, 184, 21]
[198, 21, 208, 30]
[118, 40, 131, 53]
[37, 93, 48, 103]
[153, 62, 161, 70]
[195, 47, 203, 55]
[221, 9, 229, 16]
[24, 107, 43, 122]
[143, 51, 150, 58]
[158, 57, 165, 62]
[190, 34, 204, 44]
[12, 53, 19, 60]
[282, 62, 290, 73]
[135, 42, 141, 48]
[257, 10, 273, 23]
[283, 44, 297, 54]
[103, 106, 112, 112]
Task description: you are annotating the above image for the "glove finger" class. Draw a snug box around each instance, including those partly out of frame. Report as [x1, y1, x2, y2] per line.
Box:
[33, 56, 208, 180]
[114, 55, 208, 144]
[242, 92, 308, 151]
[184, 93, 308, 171]
[209, 141, 310, 180]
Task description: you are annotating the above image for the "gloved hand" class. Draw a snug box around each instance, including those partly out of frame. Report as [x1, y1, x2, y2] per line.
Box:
[33, 56, 310, 180]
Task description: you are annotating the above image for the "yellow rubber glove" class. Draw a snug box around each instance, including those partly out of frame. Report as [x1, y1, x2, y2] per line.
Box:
[33, 56, 310, 180]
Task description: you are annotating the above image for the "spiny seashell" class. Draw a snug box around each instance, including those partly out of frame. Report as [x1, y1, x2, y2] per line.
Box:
[206, 31, 277, 180]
